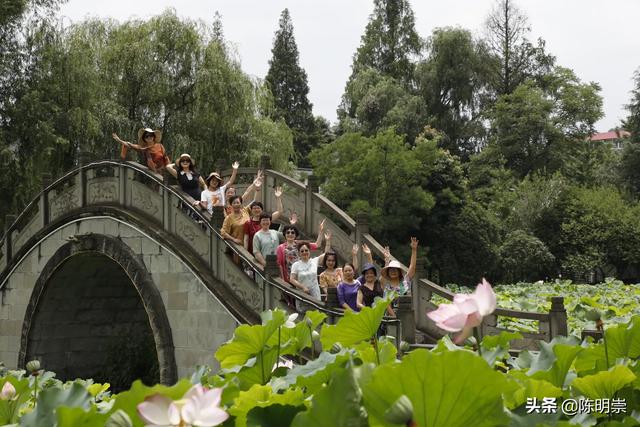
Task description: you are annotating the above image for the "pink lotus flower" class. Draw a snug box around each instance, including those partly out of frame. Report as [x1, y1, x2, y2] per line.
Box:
[137, 384, 228, 427]
[0, 381, 16, 400]
[427, 279, 496, 344]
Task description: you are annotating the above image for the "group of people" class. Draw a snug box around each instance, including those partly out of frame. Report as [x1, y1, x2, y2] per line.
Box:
[113, 128, 421, 316]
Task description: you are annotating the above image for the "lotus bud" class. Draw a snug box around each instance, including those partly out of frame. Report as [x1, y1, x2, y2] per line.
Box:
[305, 318, 313, 327]
[330, 343, 342, 354]
[26, 360, 40, 373]
[311, 330, 320, 340]
[105, 410, 133, 427]
[0, 382, 16, 400]
[384, 395, 414, 425]
[399, 341, 411, 353]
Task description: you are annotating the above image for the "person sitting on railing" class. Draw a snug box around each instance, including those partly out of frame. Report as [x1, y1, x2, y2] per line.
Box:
[243, 186, 283, 255]
[289, 230, 332, 312]
[112, 128, 170, 173]
[199, 161, 239, 213]
[380, 237, 419, 317]
[166, 153, 206, 205]
[276, 219, 325, 284]
[252, 212, 285, 267]
[223, 170, 264, 217]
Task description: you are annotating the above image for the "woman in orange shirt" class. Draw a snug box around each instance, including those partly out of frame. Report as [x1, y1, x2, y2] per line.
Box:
[112, 128, 170, 173]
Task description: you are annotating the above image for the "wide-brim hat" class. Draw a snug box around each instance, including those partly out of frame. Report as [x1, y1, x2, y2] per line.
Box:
[178, 153, 194, 165]
[137, 128, 163, 145]
[206, 172, 222, 185]
[361, 262, 377, 276]
[381, 260, 408, 281]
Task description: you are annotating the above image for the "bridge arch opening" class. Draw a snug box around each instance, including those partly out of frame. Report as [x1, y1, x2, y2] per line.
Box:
[19, 235, 177, 389]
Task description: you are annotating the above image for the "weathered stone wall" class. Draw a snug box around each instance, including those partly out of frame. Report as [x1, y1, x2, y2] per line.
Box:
[0, 217, 239, 380]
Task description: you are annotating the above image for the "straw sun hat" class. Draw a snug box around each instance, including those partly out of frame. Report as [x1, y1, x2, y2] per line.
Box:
[137, 128, 162, 145]
[380, 260, 408, 281]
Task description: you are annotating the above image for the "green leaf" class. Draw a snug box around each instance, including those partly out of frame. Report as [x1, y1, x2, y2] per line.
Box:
[275, 351, 351, 395]
[503, 371, 562, 409]
[229, 384, 305, 427]
[352, 339, 397, 365]
[109, 379, 193, 427]
[272, 311, 327, 356]
[20, 383, 91, 427]
[291, 368, 367, 427]
[482, 331, 523, 349]
[246, 404, 304, 427]
[57, 407, 110, 427]
[233, 348, 280, 389]
[320, 296, 391, 350]
[360, 349, 512, 427]
[571, 365, 636, 400]
[216, 310, 287, 368]
[525, 337, 582, 387]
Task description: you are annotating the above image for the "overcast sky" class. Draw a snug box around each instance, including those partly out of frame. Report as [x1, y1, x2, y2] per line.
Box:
[59, 0, 640, 132]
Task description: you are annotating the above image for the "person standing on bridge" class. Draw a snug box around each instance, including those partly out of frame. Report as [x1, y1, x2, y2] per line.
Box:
[277, 219, 325, 283]
[112, 128, 170, 173]
[200, 162, 239, 213]
[290, 230, 332, 311]
[166, 153, 206, 204]
[200, 162, 240, 213]
[380, 237, 419, 317]
[223, 170, 264, 217]
[243, 186, 284, 255]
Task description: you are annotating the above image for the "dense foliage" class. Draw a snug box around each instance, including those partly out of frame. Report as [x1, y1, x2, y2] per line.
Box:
[4, 296, 640, 426]
[2, 0, 640, 286]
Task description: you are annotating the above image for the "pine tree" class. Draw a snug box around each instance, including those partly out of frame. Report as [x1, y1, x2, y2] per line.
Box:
[338, 0, 422, 130]
[265, 9, 315, 165]
[350, 0, 422, 84]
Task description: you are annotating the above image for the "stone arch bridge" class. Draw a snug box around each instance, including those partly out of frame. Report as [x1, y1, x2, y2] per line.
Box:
[0, 160, 568, 385]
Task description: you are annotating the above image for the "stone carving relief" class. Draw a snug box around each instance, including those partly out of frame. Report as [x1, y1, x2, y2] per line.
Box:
[88, 182, 118, 205]
[225, 266, 263, 313]
[49, 188, 79, 220]
[131, 183, 160, 218]
[175, 213, 209, 259]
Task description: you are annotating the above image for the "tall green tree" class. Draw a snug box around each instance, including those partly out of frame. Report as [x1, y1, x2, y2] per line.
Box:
[484, 0, 554, 96]
[624, 69, 640, 142]
[415, 27, 491, 158]
[265, 9, 315, 166]
[338, 0, 422, 132]
[488, 67, 602, 178]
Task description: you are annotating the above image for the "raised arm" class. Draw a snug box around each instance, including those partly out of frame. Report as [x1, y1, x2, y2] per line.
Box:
[112, 133, 145, 151]
[165, 163, 178, 179]
[351, 244, 358, 271]
[241, 170, 262, 203]
[383, 246, 391, 267]
[362, 243, 374, 265]
[316, 230, 332, 266]
[406, 237, 418, 280]
[272, 186, 284, 222]
[314, 219, 326, 248]
[226, 161, 239, 188]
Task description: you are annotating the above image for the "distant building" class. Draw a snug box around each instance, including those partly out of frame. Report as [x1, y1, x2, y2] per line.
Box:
[588, 129, 630, 151]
